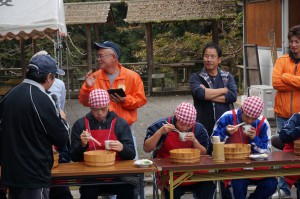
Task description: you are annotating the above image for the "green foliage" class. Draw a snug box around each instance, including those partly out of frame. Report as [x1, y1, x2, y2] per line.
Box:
[0, 0, 244, 91]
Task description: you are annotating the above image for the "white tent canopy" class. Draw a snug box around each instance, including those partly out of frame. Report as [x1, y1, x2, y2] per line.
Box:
[0, 0, 67, 41]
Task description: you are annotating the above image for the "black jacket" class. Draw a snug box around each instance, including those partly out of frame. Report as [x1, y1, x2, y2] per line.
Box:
[70, 111, 135, 162]
[190, 69, 237, 135]
[0, 79, 69, 188]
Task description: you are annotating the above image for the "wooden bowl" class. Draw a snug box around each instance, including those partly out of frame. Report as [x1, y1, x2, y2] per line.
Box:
[294, 140, 300, 155]
[84, 150, 116, 167]
[224, 143, 251, 160]
[170, 148, 201, 164]
[52, 152, 59, 168]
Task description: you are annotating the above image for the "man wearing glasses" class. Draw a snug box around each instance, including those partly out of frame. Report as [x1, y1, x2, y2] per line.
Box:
[190, 42, 237, 154]
[190, 42, 237, 198]
[79, 41, 147, 161]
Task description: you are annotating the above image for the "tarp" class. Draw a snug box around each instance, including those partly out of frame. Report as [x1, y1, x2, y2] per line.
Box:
[0, 0, 67, 41]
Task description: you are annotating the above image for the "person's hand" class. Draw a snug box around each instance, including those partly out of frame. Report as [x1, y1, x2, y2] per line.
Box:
[85, 70, 96, 87]
[223, 87, 229, 94]
[200, 84, 206, 89]
[108, 140, 123, 152]
[159, 123, 175, 135]
[184, 132, 196, 142]
[80, 129, 91, 147]
[59, 110, 67, 120]
[226, 124, 238, 135]
[109, 93, 125, 103]
[246, 127, 256, 140]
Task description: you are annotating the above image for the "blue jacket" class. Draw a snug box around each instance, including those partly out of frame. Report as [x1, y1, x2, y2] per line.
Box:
[279, 113, 300, 143]
[190, 68, 237, 135]
[212, 109, 272, 154]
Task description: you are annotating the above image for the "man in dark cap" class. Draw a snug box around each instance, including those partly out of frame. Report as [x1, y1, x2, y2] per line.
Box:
[0, 53, 69, 199]
[79, 41, 147, 160]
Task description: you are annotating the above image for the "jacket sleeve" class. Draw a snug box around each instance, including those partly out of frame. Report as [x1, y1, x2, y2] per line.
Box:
[121, 73, 147, 110]
[60, 82, 66, 111]
[70, 119, 88, 162]
[56, 140, 71, 163]
[37, 93, 69, 148]
[272, 58, 299, 92]
[144, 119, 167, 150]
[224, 74, 237, 103]
[281, 73, 300, 89]
[279, 113, 300, 143]
[78, 82, 95, 107]
[194, 124, 209, 149]
[115, 118, 136, 160]
[190, 73, 206, 100]
[250, 121, 271, 154]
[212, 113, 232, 142]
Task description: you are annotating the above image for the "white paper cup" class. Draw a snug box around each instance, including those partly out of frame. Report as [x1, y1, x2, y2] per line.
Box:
[242, 124, 252, 133]
[213, 136, 220, 143]
[178, 132, 188, 142]
[105, 140, 113, 150]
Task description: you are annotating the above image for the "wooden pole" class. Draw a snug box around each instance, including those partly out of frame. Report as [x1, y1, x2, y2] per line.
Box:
[212, 20, 219, 44]
[20, 39, 26, 77]
[145, 23, 153, 96]
[86, 24, 92, 71]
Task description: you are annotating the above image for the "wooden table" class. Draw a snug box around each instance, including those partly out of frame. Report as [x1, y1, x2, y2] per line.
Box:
[153, 152, 300, 199]
[159, 63, 195, 89]
[51, 160, 157, 198]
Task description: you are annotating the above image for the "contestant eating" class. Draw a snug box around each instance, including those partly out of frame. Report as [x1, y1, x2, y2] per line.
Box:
[70, 89, 135, 199]
[212, 96, 277, 199]
[144, 102, 215, 199]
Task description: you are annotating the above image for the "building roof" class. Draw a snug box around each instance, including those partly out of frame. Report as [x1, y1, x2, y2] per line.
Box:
[64, 2, 111, 25]
[125, 0, 236, 23]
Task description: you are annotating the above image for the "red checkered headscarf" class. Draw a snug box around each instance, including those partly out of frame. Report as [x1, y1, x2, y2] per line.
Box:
[88, 89, 110, 108]
[174, 102, 197, 126]
[242, 96, 264, 118]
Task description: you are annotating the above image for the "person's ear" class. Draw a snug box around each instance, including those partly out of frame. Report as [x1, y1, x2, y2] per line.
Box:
[47, 73, 54, 82]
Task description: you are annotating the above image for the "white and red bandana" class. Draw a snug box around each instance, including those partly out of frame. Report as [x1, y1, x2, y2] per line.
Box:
[242, 96, 264, 118]
[88, 89, 110, 108]
[175, 102, 197, 126]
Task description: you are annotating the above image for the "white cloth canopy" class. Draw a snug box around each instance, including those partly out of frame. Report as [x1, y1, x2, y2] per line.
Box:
[0, 0, 67, 41]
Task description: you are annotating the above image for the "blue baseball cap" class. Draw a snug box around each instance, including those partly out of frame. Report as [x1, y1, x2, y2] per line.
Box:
[28, 54, 65, 75]
[94, 41, 120, 59]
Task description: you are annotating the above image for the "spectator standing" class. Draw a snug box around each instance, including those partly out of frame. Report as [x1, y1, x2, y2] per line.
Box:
[272, 24, 300, 198]
[144, 102, 215, 199]
[71, 89, 136, 199]
[79, 41, 147, 160]
[49, 78, 66, 111]
[190, 42, 237, 154]
[0, 53, 69, 199]
[212, 96, 277, 199]
[190, 43, 237, 198]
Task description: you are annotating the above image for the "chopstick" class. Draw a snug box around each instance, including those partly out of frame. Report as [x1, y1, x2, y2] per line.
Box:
[165, 121, 181, 133]
[227, 122, 245, 131]
[235, 122, 245, 127]
[89, 136, 102, 147]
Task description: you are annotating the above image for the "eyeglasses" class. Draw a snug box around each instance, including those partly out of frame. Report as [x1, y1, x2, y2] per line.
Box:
[96, 54, 113, 60]
[203, 54, 218, 60]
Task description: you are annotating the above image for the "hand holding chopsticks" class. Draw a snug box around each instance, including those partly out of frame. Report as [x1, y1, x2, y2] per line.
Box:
[80, 129, 101, 147]
[226, 122, 245, 135]
[164, 121, 181, 133]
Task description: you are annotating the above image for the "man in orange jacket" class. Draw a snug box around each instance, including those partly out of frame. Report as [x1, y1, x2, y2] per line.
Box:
[79, 41, 147, 160]
[272, 24, 300, 198]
